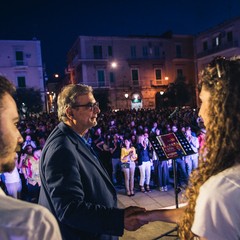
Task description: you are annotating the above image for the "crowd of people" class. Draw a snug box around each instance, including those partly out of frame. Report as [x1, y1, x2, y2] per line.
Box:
[0, 112, 58, 202]
[1, 104, 205, 200]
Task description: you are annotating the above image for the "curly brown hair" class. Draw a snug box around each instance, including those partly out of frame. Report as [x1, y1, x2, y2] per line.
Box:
[178, 56, 240, 239]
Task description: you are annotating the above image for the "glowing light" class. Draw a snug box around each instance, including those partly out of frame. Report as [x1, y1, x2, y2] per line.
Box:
[111, 62, 117, 68]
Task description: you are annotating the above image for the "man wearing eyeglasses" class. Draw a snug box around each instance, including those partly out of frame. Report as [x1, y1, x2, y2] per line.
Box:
[38, 84, 148, 240]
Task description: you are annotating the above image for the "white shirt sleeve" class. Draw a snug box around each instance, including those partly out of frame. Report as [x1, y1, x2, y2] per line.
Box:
[0, 189, 62, 240]
[191, 167, 240, 240]
[32, 207, 62, 240]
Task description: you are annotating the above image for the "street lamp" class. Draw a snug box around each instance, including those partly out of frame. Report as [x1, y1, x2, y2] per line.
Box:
[124, 93, 129, 109]
[111, 61, 117, 69]
[159, 91, 165, 108]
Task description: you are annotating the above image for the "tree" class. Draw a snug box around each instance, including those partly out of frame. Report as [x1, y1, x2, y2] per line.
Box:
[164, 76, 191, 107]
[174, 76, 191, 106]
[14, 88, 43, 116]
[94, 89, 110, 112]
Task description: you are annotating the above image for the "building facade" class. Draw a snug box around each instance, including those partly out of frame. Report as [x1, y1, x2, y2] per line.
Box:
[0, 39, 45, 107]
[66, 34, 195, 110]
[195, 16, 240, 104]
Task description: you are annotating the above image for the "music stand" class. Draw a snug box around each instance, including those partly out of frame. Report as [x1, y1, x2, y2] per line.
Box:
[149, 132, 195, 239]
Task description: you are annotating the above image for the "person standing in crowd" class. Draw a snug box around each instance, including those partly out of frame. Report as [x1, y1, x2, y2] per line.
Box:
[184, 126, 199, 178]
[110, 133, 122, 185]
[3, 153, 22, 199]
[39, 84, 148, 240]
[21, 145, 41, 203]
[171, 124, 188, 187]
[21, 134, 36, 150]
[137, 133, 152, 193]
[91, 127, 104, 156]
[0, 76, 62, 239]
[139, 57, 240, 239]
[120, 137, 138, 196]
[150, 121, 158, 134]
[151, 129, 169, 192]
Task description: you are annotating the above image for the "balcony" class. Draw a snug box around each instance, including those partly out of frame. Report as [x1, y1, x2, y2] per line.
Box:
[150, 79, 169, 88]
[12, 60, 28, 70]
[197, 40, 239, 58]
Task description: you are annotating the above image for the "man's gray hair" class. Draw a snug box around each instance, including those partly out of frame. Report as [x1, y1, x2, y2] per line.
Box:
[57, 84, 93, 122]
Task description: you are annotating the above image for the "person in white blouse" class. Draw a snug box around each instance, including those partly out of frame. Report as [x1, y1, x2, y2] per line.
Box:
[138, 57, 240, 240]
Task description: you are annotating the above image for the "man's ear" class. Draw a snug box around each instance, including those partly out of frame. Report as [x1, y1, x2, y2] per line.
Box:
[66, 107, 74, 120]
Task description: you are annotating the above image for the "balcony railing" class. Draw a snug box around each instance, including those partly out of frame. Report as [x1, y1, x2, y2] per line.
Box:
[150, 79, 169, 87]
[197, 40, 239, 58]
[12, 60, 28, 68]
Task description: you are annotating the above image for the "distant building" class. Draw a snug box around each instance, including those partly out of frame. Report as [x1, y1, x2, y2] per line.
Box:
[66, 34, 195, 110]
[195, 16, 240, 104]
[0, 39, 45, 108]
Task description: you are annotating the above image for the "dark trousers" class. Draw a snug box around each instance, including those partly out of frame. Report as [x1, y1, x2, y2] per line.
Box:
[27, 183, 40, 203]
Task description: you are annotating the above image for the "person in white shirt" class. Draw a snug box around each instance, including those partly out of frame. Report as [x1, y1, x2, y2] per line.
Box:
[0, 76, 62, 240]
[138, 56, 240, 240]
[22, 134, 37, 150]
[3, 153, 22, 199]
[184, 127, 200, 177]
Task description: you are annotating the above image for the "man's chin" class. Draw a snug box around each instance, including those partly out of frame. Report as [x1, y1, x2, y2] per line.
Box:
[0, 159, 16, 173]
[91, 120, 97, 127]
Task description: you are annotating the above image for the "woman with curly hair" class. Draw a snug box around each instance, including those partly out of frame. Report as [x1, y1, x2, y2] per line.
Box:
[141, 56, 240, 240]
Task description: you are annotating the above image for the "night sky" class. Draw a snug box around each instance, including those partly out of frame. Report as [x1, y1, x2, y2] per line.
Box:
[1, 0, 240, 77]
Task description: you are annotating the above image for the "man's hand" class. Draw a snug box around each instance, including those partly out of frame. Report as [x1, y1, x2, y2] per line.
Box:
[124, 206, 149, 231]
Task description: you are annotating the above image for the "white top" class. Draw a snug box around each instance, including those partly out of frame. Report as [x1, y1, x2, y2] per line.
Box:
[192, 164, 240, 240]
[3, 166, 21, 183]
[0, 188, 62, 240]
[189, 135, 199, 153]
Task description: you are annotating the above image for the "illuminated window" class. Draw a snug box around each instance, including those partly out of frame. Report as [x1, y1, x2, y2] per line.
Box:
[212, 36, 221, 48]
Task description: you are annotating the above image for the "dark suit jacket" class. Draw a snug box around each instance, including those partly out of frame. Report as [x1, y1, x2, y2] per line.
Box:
[39, 122, 124, 240]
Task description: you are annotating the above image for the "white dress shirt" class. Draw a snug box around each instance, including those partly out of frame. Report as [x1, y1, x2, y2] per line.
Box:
[0, 188, 62, 240]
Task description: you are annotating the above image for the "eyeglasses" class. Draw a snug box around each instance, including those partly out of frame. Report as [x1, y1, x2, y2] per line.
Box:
[72, 101, 99, 110]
